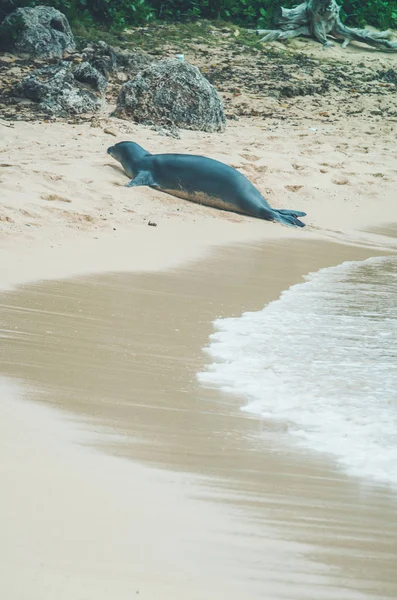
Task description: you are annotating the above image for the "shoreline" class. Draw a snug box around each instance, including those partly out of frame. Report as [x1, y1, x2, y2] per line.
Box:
[0, 215, 304, 292]
[2, 232, 397, 599]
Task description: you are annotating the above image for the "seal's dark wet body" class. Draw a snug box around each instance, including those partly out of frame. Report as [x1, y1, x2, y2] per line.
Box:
[138, 154, 279, 220]
[107, 141, 306, 227]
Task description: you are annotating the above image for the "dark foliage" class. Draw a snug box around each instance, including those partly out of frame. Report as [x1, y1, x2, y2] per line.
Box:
[1, 0, 396, 32]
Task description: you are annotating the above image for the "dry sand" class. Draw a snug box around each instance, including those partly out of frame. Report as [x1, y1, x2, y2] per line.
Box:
[1, 40, 397, 600]
[1, 106, 397, 288]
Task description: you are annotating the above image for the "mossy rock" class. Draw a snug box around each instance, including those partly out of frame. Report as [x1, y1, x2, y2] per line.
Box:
[0, 6, 76, 58]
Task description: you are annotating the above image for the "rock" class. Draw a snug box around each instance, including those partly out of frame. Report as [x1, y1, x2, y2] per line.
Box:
[73, 62, 108, 94]
[7, 67, 23, 76]
[0, 54, 18, 64]
[0, 6, 76, 58]
[82, 41, 117, 77]
[151, 125, 181, 139]
[18, 61, 106, 116]
[113, 58, 225, 133]
[82, 41, 152, 80]
[116, 72, 129, 83]
[115, 49, 152, 78]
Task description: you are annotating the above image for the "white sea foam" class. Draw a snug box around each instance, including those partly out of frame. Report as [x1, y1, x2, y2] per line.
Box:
[198, 256, 397, 487]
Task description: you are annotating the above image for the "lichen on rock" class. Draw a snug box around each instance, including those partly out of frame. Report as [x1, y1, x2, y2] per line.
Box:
[73, 62, 108, 95]
[0, 6, 76, 58]
[18, 61, 106, 116]
[82, 41, 152, 80]
[82, 41, 118, 78]
[113, 58, 226, 133]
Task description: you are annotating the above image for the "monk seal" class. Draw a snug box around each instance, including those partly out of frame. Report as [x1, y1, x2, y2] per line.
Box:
[107, 141, 306, 227]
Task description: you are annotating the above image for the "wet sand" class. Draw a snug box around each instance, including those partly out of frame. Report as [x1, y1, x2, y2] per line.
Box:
[1, 236, 397, 599]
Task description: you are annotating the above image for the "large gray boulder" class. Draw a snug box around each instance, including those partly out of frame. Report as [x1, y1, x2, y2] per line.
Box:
[114, 58, 226, 133]
[18, 61, 106, 116]
[0, 6, 75, 58]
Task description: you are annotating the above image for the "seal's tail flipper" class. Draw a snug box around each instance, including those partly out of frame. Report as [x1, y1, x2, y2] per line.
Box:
[126, 171, 160, 189]
[273, 211, 306, 228]
[275, 209, 307, 218]
[273, 208, 306, 227]
[288, 216, 306, 228]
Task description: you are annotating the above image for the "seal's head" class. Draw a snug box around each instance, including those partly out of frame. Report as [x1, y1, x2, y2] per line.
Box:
[107, 141, 150, 178]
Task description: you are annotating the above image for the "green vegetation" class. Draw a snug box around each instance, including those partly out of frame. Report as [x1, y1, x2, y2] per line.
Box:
[340, 0, 397, 29]
[1, 0, 396, 34]
[107, 20, 267, 54]
[0, 10, 25, 48]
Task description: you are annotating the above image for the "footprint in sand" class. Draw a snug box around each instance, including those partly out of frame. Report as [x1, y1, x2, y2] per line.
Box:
[0, 214, 14, 223]
[68, 213, 95, 224]
[41, 193, 72, 203]
[45, 209, 96, 225]
[285, 185, 304, 192]
[34, 171, 64, 182]
[320, 162, 345, 169]
[291, 162, 306, 171]
[240, 153, 260, 162]
[250, 164, 269, 174]
[332, 177, 350, 186]
[19, 209, 39, 218]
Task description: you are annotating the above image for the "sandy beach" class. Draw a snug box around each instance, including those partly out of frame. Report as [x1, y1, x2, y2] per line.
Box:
[1, 36, 397, 600]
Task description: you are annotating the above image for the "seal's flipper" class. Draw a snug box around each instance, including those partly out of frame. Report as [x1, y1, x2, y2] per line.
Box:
[289, 216, 306, 228]
[272, 211, 306, 228]
[125, 171, 159, 189]
[275, 209, 307, 218]
[278, 214, 306, 227]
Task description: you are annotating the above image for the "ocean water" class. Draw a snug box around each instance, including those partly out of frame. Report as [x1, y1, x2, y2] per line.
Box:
[198, 256, 397, 488]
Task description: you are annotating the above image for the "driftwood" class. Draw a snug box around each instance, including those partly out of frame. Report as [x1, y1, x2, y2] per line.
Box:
[257, 0, 397, 51]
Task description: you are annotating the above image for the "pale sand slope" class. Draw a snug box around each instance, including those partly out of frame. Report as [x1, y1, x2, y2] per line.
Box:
[1, 113, 397, 288]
